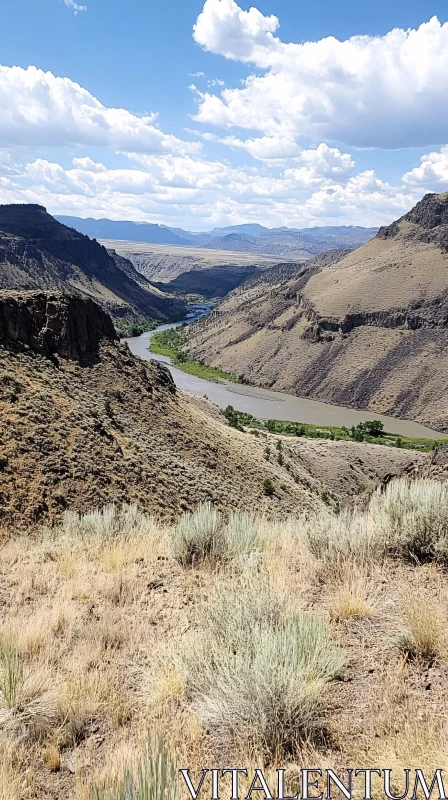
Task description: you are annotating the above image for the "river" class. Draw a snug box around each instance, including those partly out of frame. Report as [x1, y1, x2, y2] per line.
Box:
[125, 306, 448, 440]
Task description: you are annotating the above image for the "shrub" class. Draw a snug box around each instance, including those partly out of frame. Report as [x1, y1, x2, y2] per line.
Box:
[0, 637, 23, 709]
[304, 508, 376, 565]
[61, 504, 157, 542]
[370, 479, 448, 563]
[172, 503, 225, 565]
[263, 478, 275, 497]
[362, 420, 384, 437]
[223, 405, 243, 430]
[179, 579, 345, 758]
[91, 738, 179, 800]
[224, 512, 262, 561]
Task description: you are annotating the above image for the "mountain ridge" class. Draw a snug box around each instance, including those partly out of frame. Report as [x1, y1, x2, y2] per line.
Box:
[56, 214, 377, 257]
[0, 204, 185, 323]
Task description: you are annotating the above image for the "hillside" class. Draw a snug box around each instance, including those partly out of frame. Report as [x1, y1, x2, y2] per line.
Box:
[187, 193, 448, 432]
[0, 290, 427, 530]
[0, 205, 185, 323]
[0, 291, 315, 529]
[100, 240, 281, 283]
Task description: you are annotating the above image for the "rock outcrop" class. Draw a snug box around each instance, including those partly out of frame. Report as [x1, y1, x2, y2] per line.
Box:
[0, 291, 118, 361]
[378, 192, 448, 250]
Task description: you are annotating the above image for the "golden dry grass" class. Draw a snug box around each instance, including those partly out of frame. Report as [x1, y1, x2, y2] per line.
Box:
[398, 587, 448, 660]
[0, 486, 447, 798]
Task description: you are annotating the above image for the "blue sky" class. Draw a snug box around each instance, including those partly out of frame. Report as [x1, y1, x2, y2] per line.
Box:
[1, 0, 448, 229]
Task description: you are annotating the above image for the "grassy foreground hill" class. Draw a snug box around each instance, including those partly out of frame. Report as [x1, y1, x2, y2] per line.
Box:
[0, 205, 185, 325]
[2, 481, 448, 797]
[187, 193, 448, 432]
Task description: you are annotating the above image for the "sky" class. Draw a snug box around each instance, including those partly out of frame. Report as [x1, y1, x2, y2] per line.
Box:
[1, 0, 448, 230]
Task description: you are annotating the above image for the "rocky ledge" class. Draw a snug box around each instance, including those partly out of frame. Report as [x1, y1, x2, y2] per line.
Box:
[377, 192, 448, 250]
[0, 291, 118, 361]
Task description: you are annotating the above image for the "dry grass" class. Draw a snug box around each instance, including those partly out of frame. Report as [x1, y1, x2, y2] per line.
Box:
[397, 587, 448, 660]
[0, 485, 447, 796]
[44, 745, 61, 772]
[329, 564, 376, 620]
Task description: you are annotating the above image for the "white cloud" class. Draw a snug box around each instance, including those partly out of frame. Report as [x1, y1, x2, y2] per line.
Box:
[0, 65, 200, 155]
[193, 1, 448, 148]
[218, 137, 354, 179]
[193, 0, 279, 65]
[0, 146, 419, 230]
[189, 71, 205, 77]
[207, 78, 225, 87]
[219, 135, 302, 162]
[285, 144, 354, 185]
[64, 0, 87, 14]
[402, 145, 448, 189]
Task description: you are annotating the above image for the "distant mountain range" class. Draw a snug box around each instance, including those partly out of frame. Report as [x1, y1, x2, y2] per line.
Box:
[56, 215, 378, 258]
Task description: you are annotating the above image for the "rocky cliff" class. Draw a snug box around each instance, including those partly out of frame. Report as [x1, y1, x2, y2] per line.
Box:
[187, 194, 448, 432]
[0, 291, 118, 361]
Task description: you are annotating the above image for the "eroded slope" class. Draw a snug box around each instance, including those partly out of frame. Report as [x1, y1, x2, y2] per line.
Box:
[188, 195, 448, 431]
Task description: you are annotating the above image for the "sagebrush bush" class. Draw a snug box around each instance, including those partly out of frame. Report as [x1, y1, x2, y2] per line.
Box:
[304, 478, 448, 568]
[172, 503, 225, 565]
[304, 507, 376, 566]
[91, 738, 179, 800]
[203, 575, 284, 647]
[62, 504, 157, 541]
[180, 578, 345, 757]
[224, 512, 263, 561]
[172, 505, 262, 565]
[370, 479, 448, 563]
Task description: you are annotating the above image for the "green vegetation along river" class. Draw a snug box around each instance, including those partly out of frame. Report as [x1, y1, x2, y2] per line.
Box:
[125, 306, 448, 445]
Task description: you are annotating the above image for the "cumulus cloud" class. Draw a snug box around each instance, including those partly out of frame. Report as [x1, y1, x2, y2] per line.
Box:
[64, 0, 87, 14]
[402, 145, 448, 188]
[0, 146, 421, 230]
[0, 65, 200, 154]
[193, 1, 448, 148]
[219, 137, 354, 179]
[219, 135, 302, 162]
[193, 0, 279, 64]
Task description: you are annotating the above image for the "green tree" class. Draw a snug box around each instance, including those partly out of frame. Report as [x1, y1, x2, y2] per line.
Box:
[362, 420, 384, 437]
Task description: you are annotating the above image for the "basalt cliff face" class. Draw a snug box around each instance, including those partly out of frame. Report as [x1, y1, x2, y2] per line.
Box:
[0, 291, 118, 361]
[187, 194, 448, 432]
[0, 204, 185, 323]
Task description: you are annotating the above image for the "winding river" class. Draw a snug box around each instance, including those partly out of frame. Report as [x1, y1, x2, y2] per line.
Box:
[125, 306, 448, 440]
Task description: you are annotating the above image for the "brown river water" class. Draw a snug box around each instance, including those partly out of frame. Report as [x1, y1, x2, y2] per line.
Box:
[125, 307, 448, 440]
